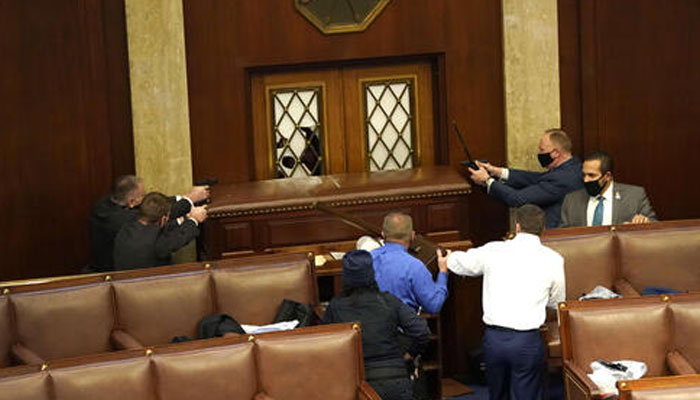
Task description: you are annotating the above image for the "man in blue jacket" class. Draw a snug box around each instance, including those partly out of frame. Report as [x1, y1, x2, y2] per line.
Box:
[469, 129, 582, 228]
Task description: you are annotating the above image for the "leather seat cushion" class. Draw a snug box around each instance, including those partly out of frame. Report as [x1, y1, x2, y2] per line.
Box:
[543, 234, 616, 300]
[618, 229, 700, 293]
[213, 262, 315, 325]
[113, 272, 213, 346]
[568, 302, 670, 376]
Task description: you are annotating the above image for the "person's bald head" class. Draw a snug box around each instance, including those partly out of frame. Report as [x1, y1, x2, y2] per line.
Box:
[382, 212, 414, 245]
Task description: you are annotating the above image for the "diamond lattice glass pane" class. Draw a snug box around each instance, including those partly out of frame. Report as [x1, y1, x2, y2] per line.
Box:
[271, 87, 323, 178]
[364, 80, 415, 171]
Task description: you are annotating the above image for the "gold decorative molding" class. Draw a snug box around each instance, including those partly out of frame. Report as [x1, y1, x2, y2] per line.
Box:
[295, 0, 390, 34]
[208, 189, 471, 218]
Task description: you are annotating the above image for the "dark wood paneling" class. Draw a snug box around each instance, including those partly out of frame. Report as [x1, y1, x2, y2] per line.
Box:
[559, 0, 700, 221]
[0, 0, 133, 280]
[182, 0, 506, 184]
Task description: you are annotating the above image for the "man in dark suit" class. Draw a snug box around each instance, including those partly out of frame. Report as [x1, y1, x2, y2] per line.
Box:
[113, 192, 207, 270]
[468, 129, 583, 228]
[89, 175, 209, 271]
[560, 151, 657, 227]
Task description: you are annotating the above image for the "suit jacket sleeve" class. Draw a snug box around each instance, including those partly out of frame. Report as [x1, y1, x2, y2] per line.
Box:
[559, 192, 576, 227]
[169, 197, 192, 219]
[489, 171, 572, 208]
[637, 188, 658, 221]
[154, 219, 199, 259]
[505, 169, 544, 189]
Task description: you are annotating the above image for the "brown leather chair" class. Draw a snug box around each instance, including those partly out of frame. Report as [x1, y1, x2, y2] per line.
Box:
[559, 293, 700, 399]
[112, 271, 214, 348]
[0, 252, 318, 366]
[617, 226, 700, 295]
[11, 283, 115, 364]
[0, 323, 381, 400]
[618, 374, 700, 399]
[540, 219, 700, 366]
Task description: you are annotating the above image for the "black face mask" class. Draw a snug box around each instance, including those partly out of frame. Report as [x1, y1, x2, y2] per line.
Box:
[537, 152, 554, 168]
[584, 178, 605, 197]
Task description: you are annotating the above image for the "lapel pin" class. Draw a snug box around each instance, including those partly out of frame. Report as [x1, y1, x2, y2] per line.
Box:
[615, 192, 621, 200]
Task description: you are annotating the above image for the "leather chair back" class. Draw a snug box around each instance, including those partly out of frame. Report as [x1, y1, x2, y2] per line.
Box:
[670, 297, 700, 371]
[154, 342, 257, 400]
[113, 272, 213, 345]
[0, 372, 50, 400]
[0, 296, 11, 367]
[213, 257, 316, 325]
[256, 327, 362, 400]
[631, 388, 700, 399]
[617, 227, 700, 293]
[567, 301, 671, 376]
[51, 357, 154, 400]
[543, 233, 617, 300]
[11, 283, 114, 360]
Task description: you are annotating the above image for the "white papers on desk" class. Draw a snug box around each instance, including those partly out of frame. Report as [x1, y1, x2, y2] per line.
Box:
[241, 320, 299, 334]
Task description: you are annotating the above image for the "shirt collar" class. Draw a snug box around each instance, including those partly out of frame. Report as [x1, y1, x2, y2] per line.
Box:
[383, 241, 408, 252]
[592, 180, 614, 201]
[513, 232, 542, 245]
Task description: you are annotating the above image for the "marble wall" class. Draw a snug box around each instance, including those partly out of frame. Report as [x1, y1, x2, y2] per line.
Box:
[124, 0, 192, 195]
[502, 0, 561, 171]
[124, 0, 195, 261]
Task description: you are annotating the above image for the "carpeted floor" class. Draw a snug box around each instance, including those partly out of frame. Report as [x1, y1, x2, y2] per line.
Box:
[444, 370, 566, 400]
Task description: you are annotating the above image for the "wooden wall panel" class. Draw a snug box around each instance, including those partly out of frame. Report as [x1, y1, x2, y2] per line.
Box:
[559, 0, 700, 220]
[0, 0, 133, 280]
[183, 0, 508, 376]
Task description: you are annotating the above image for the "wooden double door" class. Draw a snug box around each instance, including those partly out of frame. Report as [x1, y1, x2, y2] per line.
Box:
[251, 60, 436, 180]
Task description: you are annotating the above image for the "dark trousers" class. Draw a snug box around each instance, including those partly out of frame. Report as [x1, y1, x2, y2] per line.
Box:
[368, 377, 413, 400]
[483, 326, 544, 400]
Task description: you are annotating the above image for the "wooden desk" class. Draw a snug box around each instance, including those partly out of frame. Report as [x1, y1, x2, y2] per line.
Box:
[203, 166, 471, 259]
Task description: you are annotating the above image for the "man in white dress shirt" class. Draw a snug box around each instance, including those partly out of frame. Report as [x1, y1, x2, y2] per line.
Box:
[445, 204, 565, 400]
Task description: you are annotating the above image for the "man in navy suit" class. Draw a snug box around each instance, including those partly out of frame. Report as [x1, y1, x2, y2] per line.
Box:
[469, 129, 583, 228]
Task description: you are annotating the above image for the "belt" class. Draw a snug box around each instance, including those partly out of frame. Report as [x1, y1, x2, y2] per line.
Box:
[486, 324, 539, 333]
[365, 365, 408, 381]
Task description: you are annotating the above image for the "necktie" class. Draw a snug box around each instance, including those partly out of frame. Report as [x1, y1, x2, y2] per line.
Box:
[592, 196, 604, 226]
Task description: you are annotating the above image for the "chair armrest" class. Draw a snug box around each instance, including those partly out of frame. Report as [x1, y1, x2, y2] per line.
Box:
[11, 343, 45, 365]
[111, 329, 144, 349]
[563, 359, 603, 397]
[358, 381, 382, 400]
[614, 278, 640, 297]
[667, 350, 697, 375]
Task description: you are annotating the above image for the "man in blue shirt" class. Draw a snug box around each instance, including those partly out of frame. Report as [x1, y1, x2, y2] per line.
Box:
[371, 212, 449, 314]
